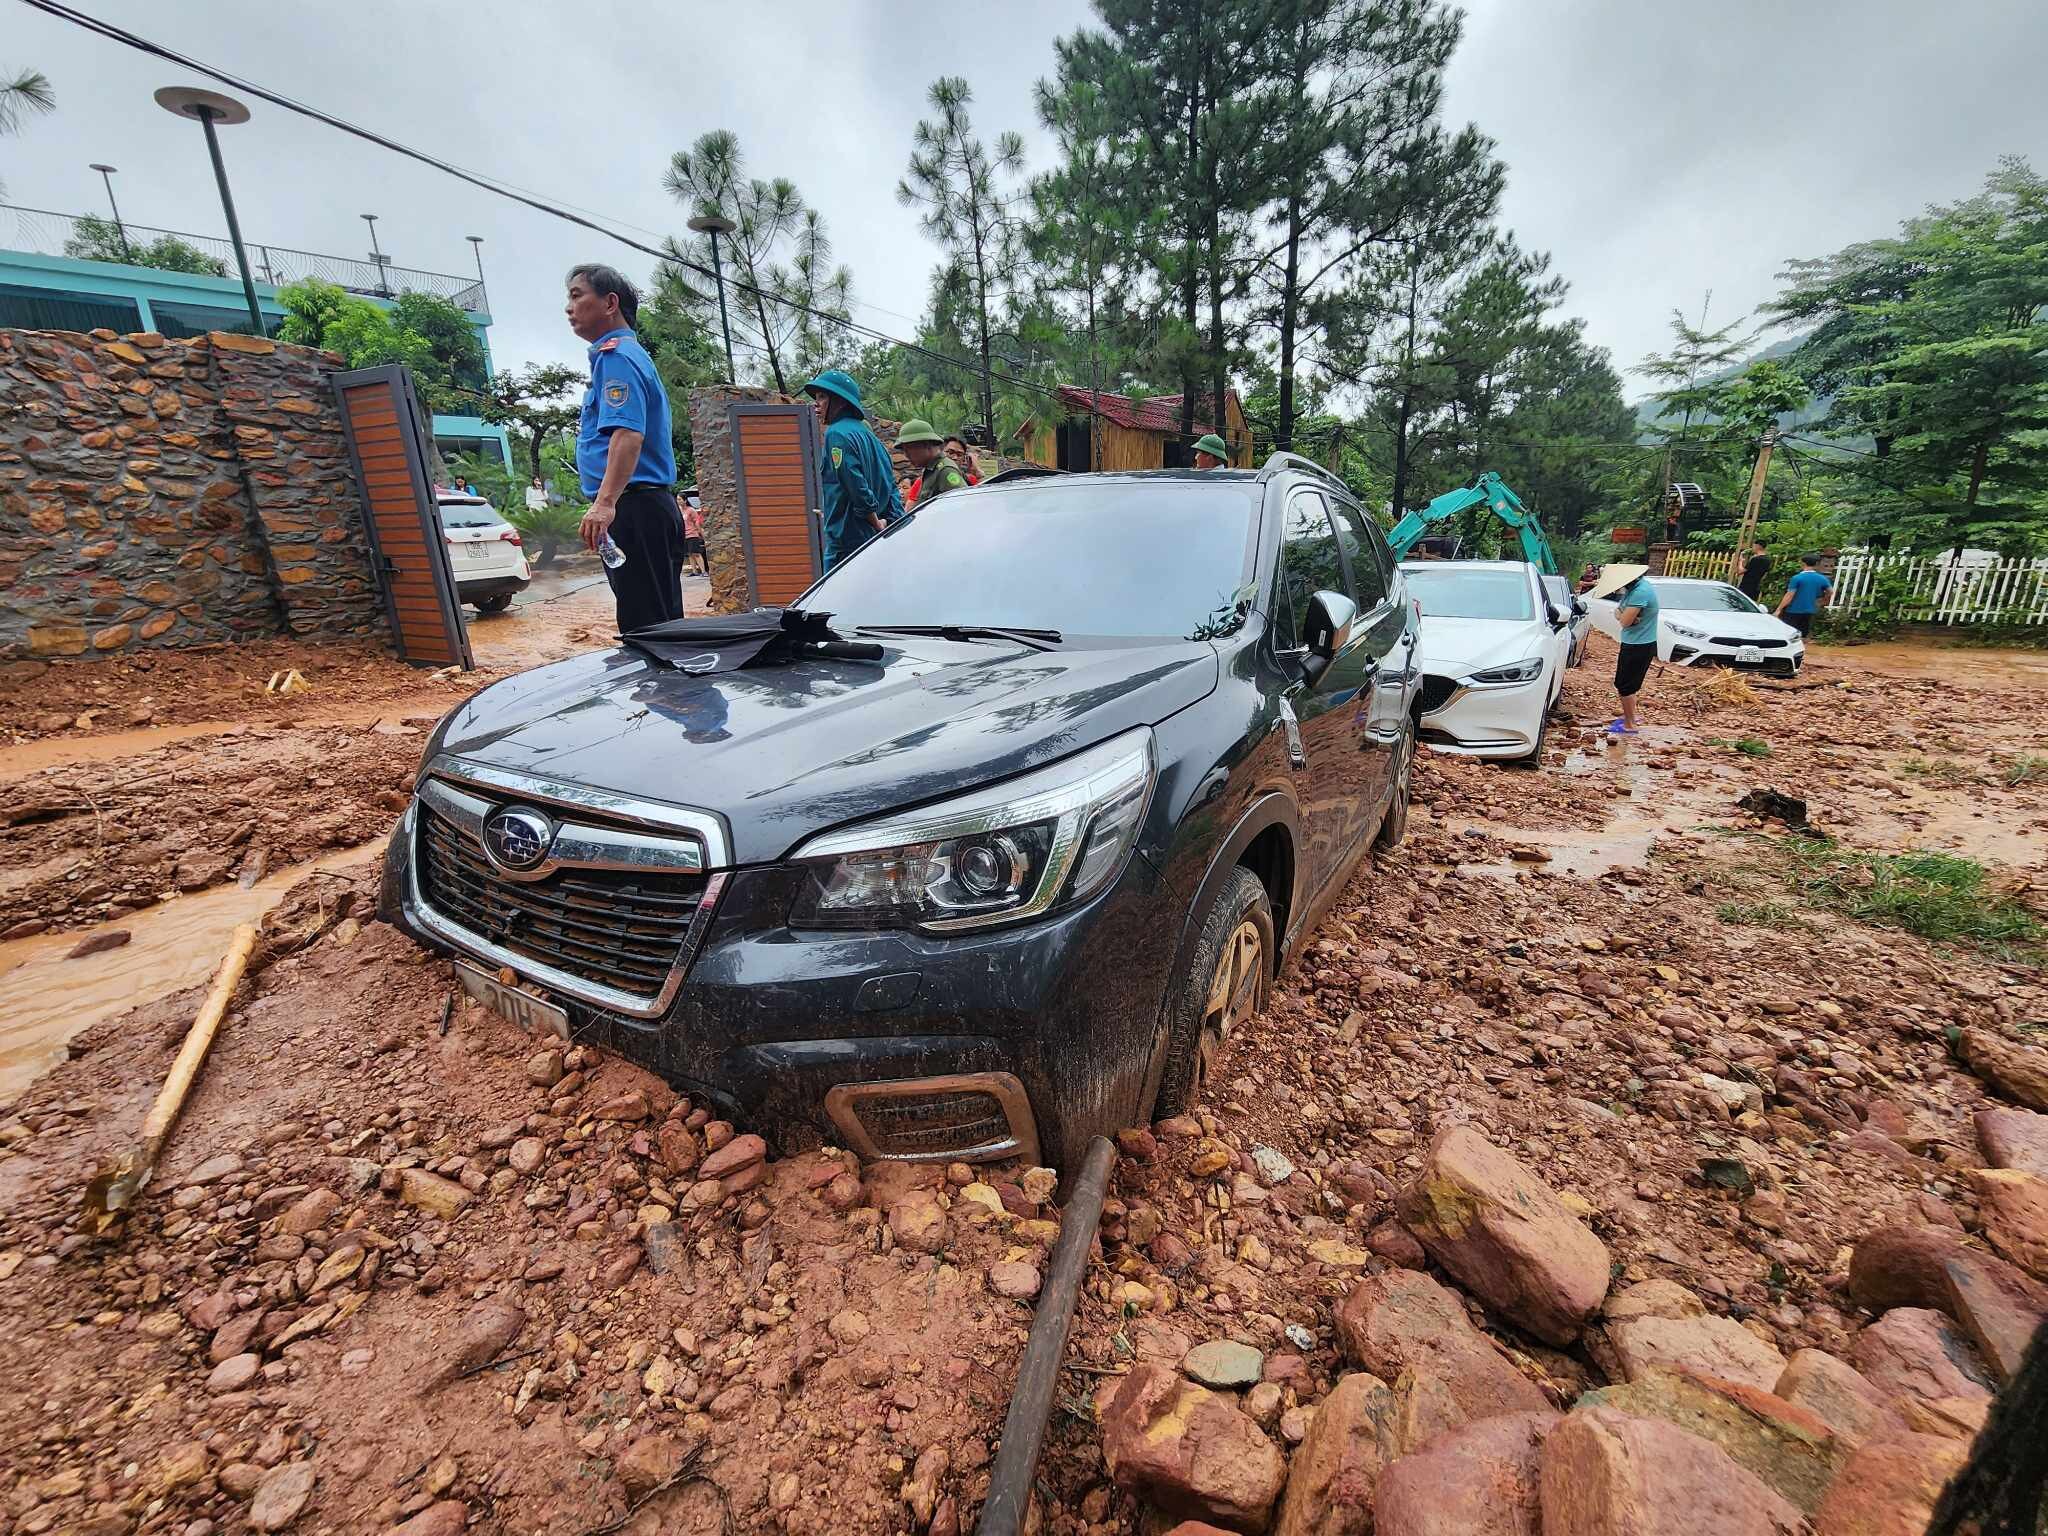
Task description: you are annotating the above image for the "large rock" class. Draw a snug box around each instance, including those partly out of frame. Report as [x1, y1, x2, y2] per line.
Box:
[1966, 1168, 2048, 1281]
[1578, 1368, 1848, 1514]
[1273, 1372, 1401, 1536]
[1974, 1106, 2048, 1176]
[616, 1433, 695, 1501]
[1811, 1434, 1967, 1536]
[1538, 1407, 1803, 1536]
[1335, 1271, 1549, 1428]
[1373, 1410, 1557, 1536]
[698, 1133, 766, 1182]
[428, 1299, 526, 1388]
[1607, 1314, 1787, 1392]
[1847, 1223, 2047, 1381]
[1959, 1026, 2048, 1111]
[1101, 1362, 1286, 1533]
[1773, 1350, 1910, 1449]
[248, 1461, 316, 1532]
[887, 1192, 949, 1256]
[1850, 1308, 1994, 1407]
[1601, 1280, 1704, 1326]
[1395, 1125, 1611, 1345]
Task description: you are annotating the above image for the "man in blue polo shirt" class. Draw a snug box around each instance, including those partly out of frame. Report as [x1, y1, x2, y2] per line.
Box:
[566, 263, 684, 631]
[1775, 554, 1833, 636]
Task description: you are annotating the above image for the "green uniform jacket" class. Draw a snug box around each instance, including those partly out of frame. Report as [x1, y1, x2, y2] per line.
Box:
[914, 457, 968, 506]
[820, 416, 904, 569]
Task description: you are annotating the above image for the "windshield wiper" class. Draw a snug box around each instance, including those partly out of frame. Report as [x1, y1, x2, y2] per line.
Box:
[856, 624, 1063, 653]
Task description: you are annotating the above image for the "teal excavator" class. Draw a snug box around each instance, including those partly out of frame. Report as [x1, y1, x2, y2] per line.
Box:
[1385, 472, 1558, 575]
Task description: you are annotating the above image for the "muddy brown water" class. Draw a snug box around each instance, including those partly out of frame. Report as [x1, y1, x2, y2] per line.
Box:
[0, 840, 385, 1106]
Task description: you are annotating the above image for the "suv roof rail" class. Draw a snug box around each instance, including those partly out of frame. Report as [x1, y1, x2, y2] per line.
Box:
[1261, 450, 1347, 492]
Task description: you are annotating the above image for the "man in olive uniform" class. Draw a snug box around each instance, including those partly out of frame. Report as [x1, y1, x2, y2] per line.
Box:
[898, 419, 967, 508]
[1192, 432, 1228, 470]
[801, 369, 903, 569]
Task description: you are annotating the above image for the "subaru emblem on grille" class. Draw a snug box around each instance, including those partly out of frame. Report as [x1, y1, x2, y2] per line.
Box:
[482, 807, 554, 872]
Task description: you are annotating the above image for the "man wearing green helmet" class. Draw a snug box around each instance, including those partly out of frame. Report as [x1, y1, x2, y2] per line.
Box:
[897, 418, 968, 509]
[1192, 432, 1229, 470]
[801, 369, 904, 569]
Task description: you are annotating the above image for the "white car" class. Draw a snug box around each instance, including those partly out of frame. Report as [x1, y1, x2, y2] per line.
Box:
[1542, 573, 1592, 667]
[437, 492, 530, 616]
[1587, 577, 1804, 677]
[1401, 559, 1573, 764]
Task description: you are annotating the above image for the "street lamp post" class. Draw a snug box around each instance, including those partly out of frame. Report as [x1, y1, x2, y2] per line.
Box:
[88, 163, 131, 261]
[687, 212, 738, 385]
[361, 213, 391, 297]
[153, 87, 265, 336]
[465, 234, 487, 310]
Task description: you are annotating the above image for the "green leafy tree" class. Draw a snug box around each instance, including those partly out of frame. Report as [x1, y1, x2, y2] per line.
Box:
[274, 279, 483, 413]
[61, 213, 228, 276]
[0, 66, 53, 200]
[1635, 304, 1757, 509]
[1248, 0, 1499, 450]
[482, 362, 582, 482]
[899, 76, 1028, 447]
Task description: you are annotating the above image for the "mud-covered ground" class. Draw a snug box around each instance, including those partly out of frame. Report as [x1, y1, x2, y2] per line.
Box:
[1, 613, 2043, 1536]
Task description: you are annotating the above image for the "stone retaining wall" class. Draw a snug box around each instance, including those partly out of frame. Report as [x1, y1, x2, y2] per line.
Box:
[0, 326, 385, 659]
[686, 383, 783, 615]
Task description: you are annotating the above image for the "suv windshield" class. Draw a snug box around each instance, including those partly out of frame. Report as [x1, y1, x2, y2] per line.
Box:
[1402, 565, 1535, 622]
[438, 497, 506, 530]
[806, 478, 1258, 640]
[1654, 580, 1762, 614]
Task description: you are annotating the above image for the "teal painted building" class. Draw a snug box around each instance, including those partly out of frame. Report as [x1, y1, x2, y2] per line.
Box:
[0, 206, 512, 471]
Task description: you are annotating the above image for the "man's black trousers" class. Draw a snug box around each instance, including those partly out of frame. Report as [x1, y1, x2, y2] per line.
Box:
[606, 484, 686, 632]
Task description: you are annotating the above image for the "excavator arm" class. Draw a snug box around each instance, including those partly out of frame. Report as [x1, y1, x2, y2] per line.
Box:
[1385, 472, 1559, 576]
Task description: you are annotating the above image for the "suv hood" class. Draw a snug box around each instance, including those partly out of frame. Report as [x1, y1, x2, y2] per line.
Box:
[1413, 616, 1548, 675]
[428, 636, 1219, 865]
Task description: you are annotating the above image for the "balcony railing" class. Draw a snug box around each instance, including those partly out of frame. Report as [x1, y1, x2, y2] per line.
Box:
[0, 203, 488, 314]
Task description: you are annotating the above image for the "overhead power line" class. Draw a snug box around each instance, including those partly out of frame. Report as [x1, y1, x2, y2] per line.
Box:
[15, 0, 1077, 413]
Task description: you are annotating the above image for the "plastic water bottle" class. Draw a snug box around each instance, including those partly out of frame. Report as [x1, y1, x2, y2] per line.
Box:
[597, 533, 626, 570]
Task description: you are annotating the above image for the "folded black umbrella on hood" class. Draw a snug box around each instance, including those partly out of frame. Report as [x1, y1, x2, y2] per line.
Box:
[620, 607, 883, 673]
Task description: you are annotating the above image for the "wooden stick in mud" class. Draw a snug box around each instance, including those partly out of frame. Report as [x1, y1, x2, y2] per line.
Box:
[81, 922, 259, 1231]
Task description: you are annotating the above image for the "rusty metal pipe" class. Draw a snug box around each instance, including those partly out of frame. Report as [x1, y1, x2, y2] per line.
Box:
[976, 1134, 1117, 1536]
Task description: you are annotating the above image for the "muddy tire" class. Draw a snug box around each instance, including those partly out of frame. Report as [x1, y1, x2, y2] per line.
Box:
[1516, 706, 1549, 768]
[1153, 866, 1274, 1120]
[476, 595, 515, 615]
[1376, 715, 1414, 851]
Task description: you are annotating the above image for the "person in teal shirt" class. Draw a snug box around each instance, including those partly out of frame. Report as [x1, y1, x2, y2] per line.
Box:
[1592, 563, 1660, 736]
[1775, 555, 1833, 636]
[801, 369, 903, 570]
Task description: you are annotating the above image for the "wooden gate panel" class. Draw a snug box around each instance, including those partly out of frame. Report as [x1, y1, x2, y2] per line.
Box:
[331, 365, 473, 669]
[731, 404, 825, 607]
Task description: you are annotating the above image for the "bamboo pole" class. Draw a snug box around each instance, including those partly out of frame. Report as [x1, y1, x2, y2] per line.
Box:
[82, 922, 259, 1231]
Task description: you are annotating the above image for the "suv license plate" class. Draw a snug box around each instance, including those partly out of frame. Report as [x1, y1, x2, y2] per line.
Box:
[1735, 645, 1763, 664]
[464, 544, 492, 560]
[456, 962, 570, 1039]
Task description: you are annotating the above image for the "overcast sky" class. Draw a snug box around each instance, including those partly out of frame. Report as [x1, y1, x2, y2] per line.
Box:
[5, 0, 2042, 402]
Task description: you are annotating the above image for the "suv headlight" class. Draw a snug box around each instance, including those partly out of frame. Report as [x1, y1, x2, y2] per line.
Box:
[788, 728, 1156, 933]
[1667, 621, 1709, 640]
[1467, 657, 1544, 685]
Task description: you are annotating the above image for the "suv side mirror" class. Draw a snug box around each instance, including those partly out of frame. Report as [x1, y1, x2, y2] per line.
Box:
[1546, 604, 1568, 630]
[1571, 597, 1587, 618]
[1300, 589, 1357, 687]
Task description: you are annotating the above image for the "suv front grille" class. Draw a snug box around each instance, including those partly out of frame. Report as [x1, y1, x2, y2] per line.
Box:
[1710, 635, 1786, 649]
[1418, 673, 1460, 714]
[416, 800, 710, 998]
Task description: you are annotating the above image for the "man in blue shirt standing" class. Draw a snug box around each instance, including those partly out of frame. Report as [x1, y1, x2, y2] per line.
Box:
[1592, 562, 1660, 736]
[566, 263, 684, 632]
[801, 369, 902, 569]
[1775, 554, 1834, 637]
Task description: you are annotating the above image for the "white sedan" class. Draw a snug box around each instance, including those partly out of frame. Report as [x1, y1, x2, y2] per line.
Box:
[1401, 560, 1572, 764]
[1587, 577, 1805, 677]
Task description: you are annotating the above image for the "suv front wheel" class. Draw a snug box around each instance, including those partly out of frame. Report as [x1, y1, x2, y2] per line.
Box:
[1154, 865, 1274, 1119]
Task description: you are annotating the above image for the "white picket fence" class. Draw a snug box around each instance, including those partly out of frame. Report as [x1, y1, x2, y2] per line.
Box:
[1829, 551, 2048, 625]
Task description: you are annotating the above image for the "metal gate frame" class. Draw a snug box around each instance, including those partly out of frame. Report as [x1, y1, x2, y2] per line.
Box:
[331, 363, 473, 669]
[730, 401, 826, 605]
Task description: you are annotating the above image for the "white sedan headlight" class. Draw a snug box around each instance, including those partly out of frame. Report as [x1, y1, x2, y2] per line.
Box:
[1667, 622, 1709, 640]
[788, 728, 1155, 933]
[1466, 656, 1544, 685]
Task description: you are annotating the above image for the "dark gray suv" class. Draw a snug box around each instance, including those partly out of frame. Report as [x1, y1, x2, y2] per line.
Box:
[381, 454, 1419, 1169]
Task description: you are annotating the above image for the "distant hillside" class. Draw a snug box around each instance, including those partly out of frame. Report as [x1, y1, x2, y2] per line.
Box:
[1630, 334, 1831, 441]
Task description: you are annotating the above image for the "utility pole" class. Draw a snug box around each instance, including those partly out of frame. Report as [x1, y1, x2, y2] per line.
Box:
[1729, 426, 1778, 585]
[89, 164, 131, 260]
